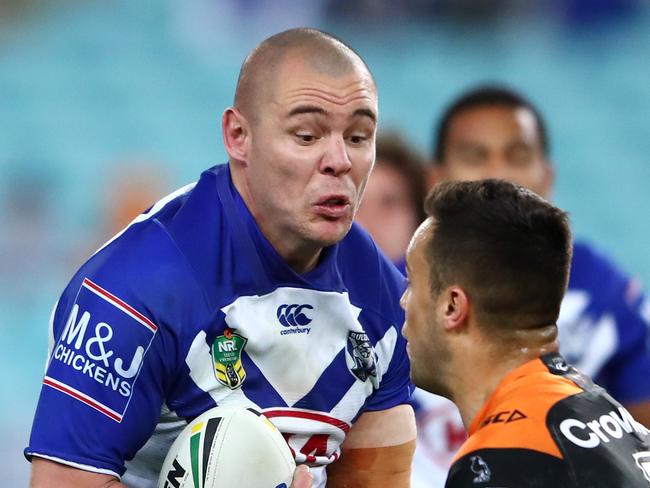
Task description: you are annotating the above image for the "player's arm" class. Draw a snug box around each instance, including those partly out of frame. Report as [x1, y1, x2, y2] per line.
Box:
[31, 458, 314, 488]
[30, 458, 125, 487]
[326, 403, 416, 488]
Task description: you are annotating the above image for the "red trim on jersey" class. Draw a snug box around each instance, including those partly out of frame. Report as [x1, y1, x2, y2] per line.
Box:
[83, 278, 157, 332]
[264, 409, 351, 433]
[43, 377, 122, 423]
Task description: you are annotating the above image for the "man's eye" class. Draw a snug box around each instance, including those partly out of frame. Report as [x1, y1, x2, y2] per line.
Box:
[296, 133, 315, 143]
[349, 135, 367, 145]
[508, 147, 533, 166]
[456, 146, 485, 165]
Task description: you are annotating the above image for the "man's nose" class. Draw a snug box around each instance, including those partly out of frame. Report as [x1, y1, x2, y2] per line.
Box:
[485, 156, 511, 180]
[320, 135, 352, 176]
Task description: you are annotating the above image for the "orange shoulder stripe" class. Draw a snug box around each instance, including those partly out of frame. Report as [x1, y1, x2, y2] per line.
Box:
[453, 361, 583, 463]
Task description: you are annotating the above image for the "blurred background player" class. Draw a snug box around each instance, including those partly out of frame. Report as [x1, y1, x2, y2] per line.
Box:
[355, 132, 428, 274]
[409, 84, 650, 486]
[402, 179, 650, 487]
[429, 85, 650, 423]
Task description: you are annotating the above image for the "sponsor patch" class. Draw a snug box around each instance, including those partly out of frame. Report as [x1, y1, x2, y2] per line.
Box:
[480, 409, 527, 428]
[277, 304, 313, 336]
[44, 278, 157, 422]
[559, 406, 650, 448]
[211, 328, 247, 389]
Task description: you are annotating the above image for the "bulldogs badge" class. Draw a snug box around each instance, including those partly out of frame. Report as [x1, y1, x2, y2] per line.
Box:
[346, 331, 380, 388]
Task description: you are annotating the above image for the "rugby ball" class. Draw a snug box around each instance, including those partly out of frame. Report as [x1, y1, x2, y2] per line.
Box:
[158, 406, 296, 488]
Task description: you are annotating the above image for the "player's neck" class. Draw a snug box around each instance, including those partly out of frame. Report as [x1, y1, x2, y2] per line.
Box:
[275, 240, 323, 274]
[451, 324, 559, 430]
[231, 167, 323, 274]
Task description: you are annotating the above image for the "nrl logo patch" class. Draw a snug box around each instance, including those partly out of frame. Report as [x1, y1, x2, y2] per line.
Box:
[346, 331, 380, 388]
[211, 328, 247, 389]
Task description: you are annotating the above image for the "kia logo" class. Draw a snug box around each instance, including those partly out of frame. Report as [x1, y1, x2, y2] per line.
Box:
[277, 304, 313, 327]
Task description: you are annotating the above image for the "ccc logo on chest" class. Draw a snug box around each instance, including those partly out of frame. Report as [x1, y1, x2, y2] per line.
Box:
[277, 304, 313, 327]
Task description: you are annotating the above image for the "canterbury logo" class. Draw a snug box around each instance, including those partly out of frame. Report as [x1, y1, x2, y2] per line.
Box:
[277, 304, 313, 327]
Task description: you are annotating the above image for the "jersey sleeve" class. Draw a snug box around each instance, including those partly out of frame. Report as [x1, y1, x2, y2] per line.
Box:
[571, 243, 650, 404]
[445, 448, 572, 488]
[362, 262, 414, 412]
[362, 324, 413, 411]
[602, 279, 650, 404]
[24, 225, 204, 478]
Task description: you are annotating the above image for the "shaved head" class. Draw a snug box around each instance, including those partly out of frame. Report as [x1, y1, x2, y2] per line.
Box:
[234, 28, 374, 121]
[222, 27, 378, 273]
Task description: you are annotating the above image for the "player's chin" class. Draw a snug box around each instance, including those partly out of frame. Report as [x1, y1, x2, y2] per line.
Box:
[310, 218, 353, 247]
[409, 354, 428, 384]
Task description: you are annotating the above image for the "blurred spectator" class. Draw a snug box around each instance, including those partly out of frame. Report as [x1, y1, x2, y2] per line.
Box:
[323, 0, 642, 27]
[323, 0, 525, 24]
[563, 0, 640, 26]
[0, 163, 74, 487]
[100, 160, 170, 242]
[0, 164, 70, 305]
[356, 132, 427, 272]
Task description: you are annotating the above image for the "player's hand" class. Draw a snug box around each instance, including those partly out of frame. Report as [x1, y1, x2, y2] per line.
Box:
[290, 465, 313, 488]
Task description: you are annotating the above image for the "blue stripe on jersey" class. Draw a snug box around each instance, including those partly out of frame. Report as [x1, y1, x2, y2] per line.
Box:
[293, 349, 356, 412]
[240, 352, 288, 408]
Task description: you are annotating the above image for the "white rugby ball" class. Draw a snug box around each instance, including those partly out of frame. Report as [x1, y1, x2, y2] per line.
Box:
[158, 406, 296, 488]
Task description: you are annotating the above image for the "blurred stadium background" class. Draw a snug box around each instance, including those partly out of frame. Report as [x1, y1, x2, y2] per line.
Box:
[1, 0, 649, 484]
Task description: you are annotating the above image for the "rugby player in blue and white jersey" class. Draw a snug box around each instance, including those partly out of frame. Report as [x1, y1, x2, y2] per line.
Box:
[410, 85, 650, 487]
[26, 28, 416, 488]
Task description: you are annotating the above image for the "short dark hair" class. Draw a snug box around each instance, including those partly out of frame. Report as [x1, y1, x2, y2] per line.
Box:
[432, 85, 549, 163]
[376, 132, 428, 224]
[424, 179, 572, 330]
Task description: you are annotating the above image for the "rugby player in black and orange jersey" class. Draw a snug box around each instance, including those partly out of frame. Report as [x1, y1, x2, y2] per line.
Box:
[401, 179, 650, 487]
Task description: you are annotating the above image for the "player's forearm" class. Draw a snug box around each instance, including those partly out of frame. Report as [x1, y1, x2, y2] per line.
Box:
[326, 440, 416, 488]
[30, 458, 126, 488]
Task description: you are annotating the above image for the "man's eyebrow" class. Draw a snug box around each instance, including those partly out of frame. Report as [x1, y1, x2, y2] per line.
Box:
[286, 105, 377, 123]
[353, 108, 376, 123]
[288, 105, 328, 117]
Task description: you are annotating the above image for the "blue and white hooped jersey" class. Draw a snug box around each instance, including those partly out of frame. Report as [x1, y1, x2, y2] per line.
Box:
[25, 164, 412, 488]
[410, 240, 650, 488]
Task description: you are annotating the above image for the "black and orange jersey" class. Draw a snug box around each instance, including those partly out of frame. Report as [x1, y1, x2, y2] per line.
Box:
[446, 353, 650, 487]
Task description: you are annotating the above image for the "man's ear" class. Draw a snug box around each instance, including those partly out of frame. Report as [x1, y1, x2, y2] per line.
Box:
[222, 107, 251, 163]
[441, 285, 469, 331]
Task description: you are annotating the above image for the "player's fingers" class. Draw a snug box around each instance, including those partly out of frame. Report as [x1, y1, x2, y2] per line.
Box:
[290, 464, 313, 488]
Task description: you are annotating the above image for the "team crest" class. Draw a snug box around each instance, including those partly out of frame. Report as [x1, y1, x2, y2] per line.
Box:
[211, 328, 247, 389]
[346, 331, 380, 388]
[470, 455, 491, 483]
